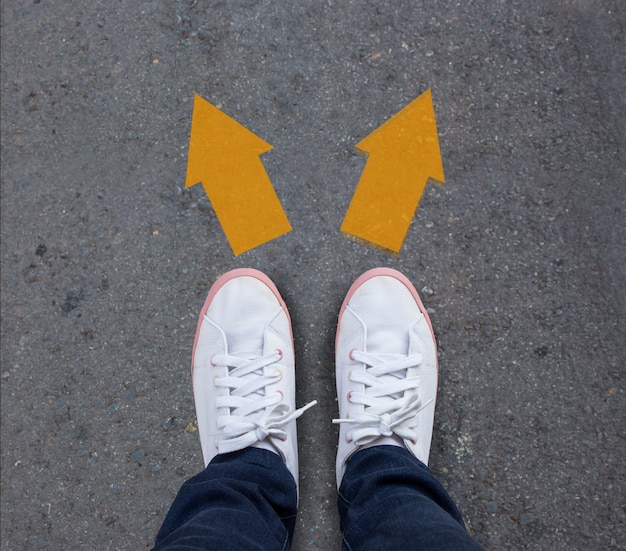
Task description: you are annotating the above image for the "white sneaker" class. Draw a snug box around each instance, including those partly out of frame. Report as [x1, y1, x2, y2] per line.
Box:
[191, 268, 316, 487]
[334, 268, 438, 487]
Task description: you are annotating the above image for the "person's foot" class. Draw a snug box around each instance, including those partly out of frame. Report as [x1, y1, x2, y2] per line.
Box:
[191, 268, 316, 486]
[334, 268, 438, 486]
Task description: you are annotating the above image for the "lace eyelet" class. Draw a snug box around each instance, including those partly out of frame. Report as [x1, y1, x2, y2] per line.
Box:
[347, 391, 353, 403]
[348, 349, 356, 361]
[210, 355, 218, 367]
[273, 369, 283, 381]
[213, 375, 219, 387]
[276, 390, 284, 401]
[275, 348, 283, 360]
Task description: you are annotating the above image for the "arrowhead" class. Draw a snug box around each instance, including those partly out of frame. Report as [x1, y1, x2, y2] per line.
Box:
[186, 94, 273, 189]
[356, 89, 444, 185]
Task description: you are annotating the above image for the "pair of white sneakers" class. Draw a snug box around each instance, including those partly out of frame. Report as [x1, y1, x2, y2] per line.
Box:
[191, 267, 438, 490]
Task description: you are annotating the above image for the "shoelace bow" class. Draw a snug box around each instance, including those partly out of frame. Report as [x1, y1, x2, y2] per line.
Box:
[332, 350, 432, 445]
[213, 350, 316, 454]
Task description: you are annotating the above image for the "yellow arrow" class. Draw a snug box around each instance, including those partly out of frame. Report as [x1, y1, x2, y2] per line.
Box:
[186, 94, 292, 255]
[341, 89, 444, 254]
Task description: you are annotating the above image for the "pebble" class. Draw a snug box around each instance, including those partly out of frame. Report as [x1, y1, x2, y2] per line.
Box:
[161, 416, 175, 430]
[520, 513, 535, 525]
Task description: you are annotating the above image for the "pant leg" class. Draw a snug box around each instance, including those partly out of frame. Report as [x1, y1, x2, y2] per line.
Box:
[338, 446, 484, 551]
[152, 448, 298, 551]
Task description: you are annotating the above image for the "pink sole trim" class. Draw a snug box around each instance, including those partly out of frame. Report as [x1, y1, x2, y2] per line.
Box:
[336, 267, 437, 356]
[190, 268, 293, 382]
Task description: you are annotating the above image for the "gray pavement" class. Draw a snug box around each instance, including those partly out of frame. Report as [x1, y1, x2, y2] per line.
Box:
[1, 0, 624, 549]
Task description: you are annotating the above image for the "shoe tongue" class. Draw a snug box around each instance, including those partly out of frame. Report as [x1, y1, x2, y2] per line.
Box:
[222, 305, 271, 357]
[213, 277, 279, 357]
[367, 327, 409, 355]
[353, 280, 413, 355]
[229, 339, 263, 358]
[230, 350, 261, 361]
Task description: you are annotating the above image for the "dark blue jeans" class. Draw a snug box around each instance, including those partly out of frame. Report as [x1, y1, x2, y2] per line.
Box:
[153, 446, 483, 550]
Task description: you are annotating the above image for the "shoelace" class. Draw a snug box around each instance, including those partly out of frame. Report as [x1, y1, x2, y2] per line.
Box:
[213, 350, 317, 454]
[332, 350, 432, 446]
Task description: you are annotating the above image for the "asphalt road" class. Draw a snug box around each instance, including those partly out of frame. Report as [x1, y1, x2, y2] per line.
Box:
[1, 1, 624, 549]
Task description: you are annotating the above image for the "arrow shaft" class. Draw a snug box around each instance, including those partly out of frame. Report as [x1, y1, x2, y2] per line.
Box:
[342, 159, 428, 253]
[201, 158, 291, 255]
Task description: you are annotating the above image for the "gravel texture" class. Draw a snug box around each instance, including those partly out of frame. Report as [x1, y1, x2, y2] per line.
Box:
[1, 0, 624, 549]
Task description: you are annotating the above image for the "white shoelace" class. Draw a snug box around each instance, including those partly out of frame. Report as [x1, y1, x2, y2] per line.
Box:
[213, 350, 317, 454]
[332, 350, 432, 446]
